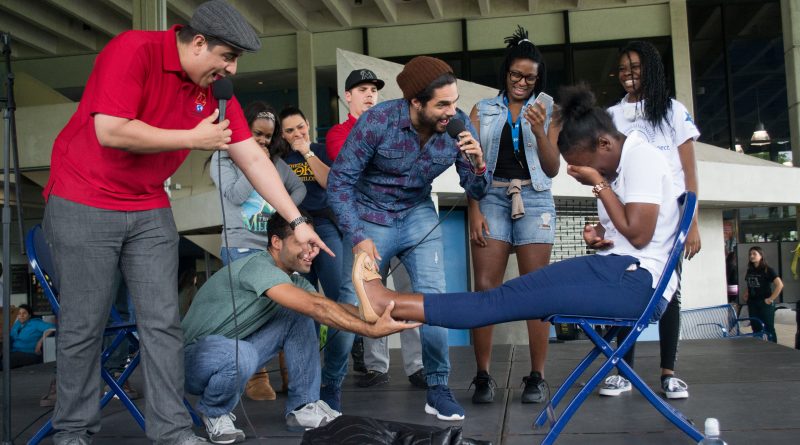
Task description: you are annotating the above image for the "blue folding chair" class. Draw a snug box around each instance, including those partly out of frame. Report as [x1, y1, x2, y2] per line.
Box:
[533, 192, 703, 444]
[25, 225, 200, 445]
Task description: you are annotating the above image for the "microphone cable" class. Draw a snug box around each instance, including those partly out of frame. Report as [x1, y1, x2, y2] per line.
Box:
[212, 76, 262, 442]
[216, 150, 262, 443]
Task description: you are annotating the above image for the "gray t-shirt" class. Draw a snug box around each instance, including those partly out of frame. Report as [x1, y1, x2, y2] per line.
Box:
[181, 251, 315, 344]
[210, 150, 306, 251]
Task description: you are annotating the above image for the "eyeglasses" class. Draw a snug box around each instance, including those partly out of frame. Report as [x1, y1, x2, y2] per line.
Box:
[508, 70, 538, 85]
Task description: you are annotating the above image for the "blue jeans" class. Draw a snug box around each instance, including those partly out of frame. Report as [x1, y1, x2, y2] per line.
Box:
[323, 201, 450, 387]
[184, 306, 320, 417]
[220, 247, 261, 266]
[424, 255, 656, 329]
[302, 218, 343, 300]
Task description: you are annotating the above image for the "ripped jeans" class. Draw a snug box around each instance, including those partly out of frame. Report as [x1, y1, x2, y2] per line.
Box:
[323, 201, 451, 388]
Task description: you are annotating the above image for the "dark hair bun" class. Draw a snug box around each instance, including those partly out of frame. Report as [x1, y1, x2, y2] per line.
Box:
[558, 83, 596, 122]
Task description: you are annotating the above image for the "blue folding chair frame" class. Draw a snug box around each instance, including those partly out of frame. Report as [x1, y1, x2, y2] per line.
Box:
[25, 225, 200, 445]
[533, 192, 703, 444]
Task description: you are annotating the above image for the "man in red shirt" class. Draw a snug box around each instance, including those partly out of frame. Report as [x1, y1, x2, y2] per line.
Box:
[325, 69, 384, 160]
[42, 2, 329, 444]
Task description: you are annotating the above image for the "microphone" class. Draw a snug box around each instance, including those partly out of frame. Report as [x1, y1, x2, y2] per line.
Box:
[446, 118, 475, 168]
[212, 77, 234, 122]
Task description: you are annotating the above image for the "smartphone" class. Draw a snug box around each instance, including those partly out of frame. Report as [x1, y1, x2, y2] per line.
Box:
[534, 91, 554, 110]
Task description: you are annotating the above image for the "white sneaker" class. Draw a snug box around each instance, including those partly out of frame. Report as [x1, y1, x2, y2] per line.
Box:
[202, 413, 245, 444]
[286, 400, 342, 432]
[599, 375, 632, 396]
[661, 376, 689, 399]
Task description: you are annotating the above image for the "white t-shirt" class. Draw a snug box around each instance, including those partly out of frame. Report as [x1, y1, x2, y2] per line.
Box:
[607, 97, 700, 197]
[597, 133, 680, 300]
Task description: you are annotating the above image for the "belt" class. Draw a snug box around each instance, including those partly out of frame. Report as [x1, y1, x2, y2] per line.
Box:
[491, 179, 532, 220]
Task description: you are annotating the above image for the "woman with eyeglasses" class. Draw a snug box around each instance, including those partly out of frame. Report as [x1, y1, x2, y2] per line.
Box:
[466, 26, 561, 405]
[600, 40, 700, 400]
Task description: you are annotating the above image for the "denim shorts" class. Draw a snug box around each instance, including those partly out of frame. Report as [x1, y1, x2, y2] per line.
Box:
[478, 178, 556, 246]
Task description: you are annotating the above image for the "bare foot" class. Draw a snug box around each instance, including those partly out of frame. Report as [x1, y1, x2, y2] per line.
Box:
[363, 277, 398, 317]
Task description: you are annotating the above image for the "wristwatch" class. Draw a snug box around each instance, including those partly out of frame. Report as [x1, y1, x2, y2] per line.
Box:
[591, 181, 610, 197]
[303, 150, 316, 160]
[289, 216, 310, 230]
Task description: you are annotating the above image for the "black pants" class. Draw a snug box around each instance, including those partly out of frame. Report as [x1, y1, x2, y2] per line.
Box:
[0, 351, 43, 370]
[617, 260, 682, 372]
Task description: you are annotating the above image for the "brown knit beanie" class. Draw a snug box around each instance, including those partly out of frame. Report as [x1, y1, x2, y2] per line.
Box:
[396, 56, 454, 101]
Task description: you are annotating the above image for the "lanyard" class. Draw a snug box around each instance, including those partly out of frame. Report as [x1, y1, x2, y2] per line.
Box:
[503, 94, 522, 156]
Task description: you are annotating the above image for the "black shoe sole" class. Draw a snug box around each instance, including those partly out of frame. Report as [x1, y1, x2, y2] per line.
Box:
[471, 392, 495, 404]
[521, 392, 545, 404]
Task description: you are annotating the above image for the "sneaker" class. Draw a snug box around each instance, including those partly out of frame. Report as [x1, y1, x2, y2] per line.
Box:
[40, 377, 57, 407]
[202, 413, 245, 444]
[408, 369, 428, 389]
[521, 371, 547, 404]
[424, 385, 465, 421]
[351, 337, 367, 373]
[357, 370, 389, 388]
[599, 375, 632, 397]
[470, 371, 496, 404]
[286, 400, 342, 432]
[319, 384, 342, 412]
[661, 376, 689, 399]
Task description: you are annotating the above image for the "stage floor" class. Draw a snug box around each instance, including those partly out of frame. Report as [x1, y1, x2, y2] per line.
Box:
[3, 338, 799, 444]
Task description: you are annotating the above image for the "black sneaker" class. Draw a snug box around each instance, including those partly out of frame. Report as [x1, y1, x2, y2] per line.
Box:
[470, 371, 496, 404]
[357, 370, 389, 388]
[521, 371, 547, 404]
[407, 369, 428, 389]
[351, 337, 367, 373]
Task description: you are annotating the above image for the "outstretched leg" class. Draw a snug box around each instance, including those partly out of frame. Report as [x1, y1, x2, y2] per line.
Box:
[354, 253, 654, 330]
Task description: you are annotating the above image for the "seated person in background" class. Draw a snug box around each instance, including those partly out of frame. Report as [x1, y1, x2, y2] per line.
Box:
[181, 213, 416, 444]
[350, 85, 682, 382]
[2, 304, 55, 370]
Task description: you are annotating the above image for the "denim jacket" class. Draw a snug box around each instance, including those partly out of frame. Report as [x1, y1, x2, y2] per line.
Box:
[476, 93, 553, 191]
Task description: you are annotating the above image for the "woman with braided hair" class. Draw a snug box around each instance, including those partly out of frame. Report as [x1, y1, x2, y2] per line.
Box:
[601, 40, 701, 400]
[466, 26, 561, 405]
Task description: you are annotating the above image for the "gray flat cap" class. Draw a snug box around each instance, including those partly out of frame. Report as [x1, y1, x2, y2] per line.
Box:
[190, 0, 261, 52]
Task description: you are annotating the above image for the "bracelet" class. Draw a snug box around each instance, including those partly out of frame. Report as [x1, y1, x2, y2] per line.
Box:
[473, 164, 487, 175]
[303, 150, 316, 160]
[591, 180, 610, 197]
[289, 216, 310, 230]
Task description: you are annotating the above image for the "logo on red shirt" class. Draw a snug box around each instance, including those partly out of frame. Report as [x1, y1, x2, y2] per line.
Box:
[195, 91, 207, 112]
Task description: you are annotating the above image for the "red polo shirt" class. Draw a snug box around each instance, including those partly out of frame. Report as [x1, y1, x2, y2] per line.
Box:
[325, 113, 357, 160]
[45, 25, 250, 211]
